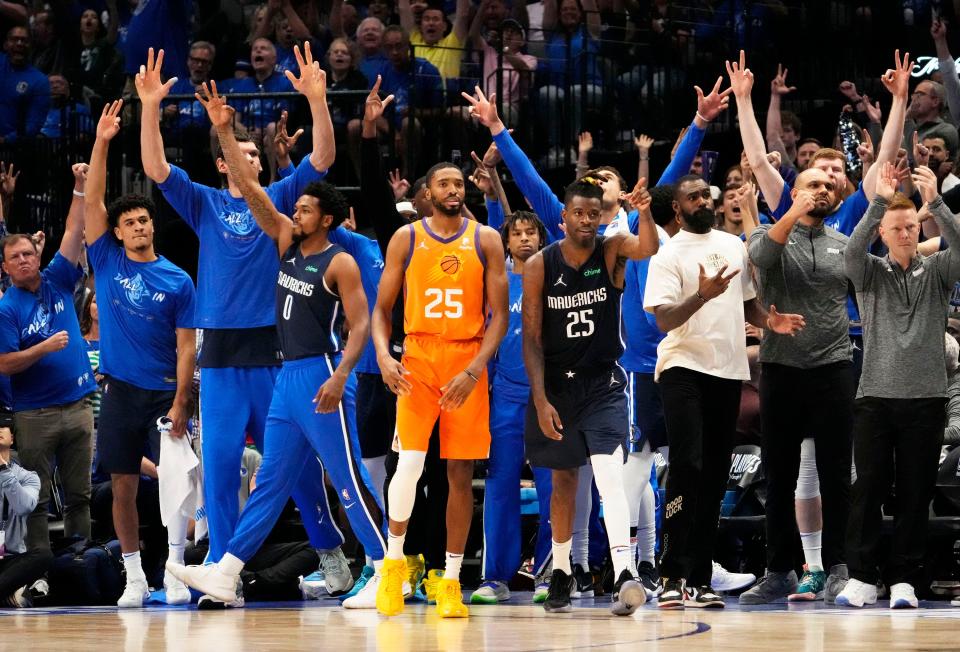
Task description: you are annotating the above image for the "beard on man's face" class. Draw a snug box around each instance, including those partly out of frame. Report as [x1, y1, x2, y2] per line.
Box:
[682, 207, 716, 233]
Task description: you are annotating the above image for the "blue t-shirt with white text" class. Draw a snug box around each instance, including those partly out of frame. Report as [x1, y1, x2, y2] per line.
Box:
[0, 253, 96, 410]
[87, 235, 197, 390]
[157, 157, 325, 329]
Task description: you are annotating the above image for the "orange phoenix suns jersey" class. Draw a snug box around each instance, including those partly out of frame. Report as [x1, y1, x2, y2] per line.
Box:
[403, 218, 487, 340]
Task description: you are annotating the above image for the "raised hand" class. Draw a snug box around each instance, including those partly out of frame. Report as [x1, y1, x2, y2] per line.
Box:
[469, 152, 494, 197]
[195, 81, 235, 129]
[635, 134, 654, 152]
[670, 126, 688, 160]
[838, 80, 861, 103]
[481, 136, 505, 167]
[932, 18, 948, 41]
[364, 75, 395, 123]
[770, 63, 797, 96]
[696, 75, 733, 121]
[725, 50, 755, 98]
[766, 305, 806, 336]
[875, 160, 898, 201]
[626, 177, 651, 212]
[913, 131, 930, 168]
[698, 263, 741, 301]
[96, 99, 123, 141]
[134, 47, 177, 105]
[880, 49, 912, 99]
[912, 164, 940, 204]
[274, 110, 304, 160]
[767, 150, 782, 170]
[858, 130, 875, 165]
[0, 162, 19, 197]
[578, 131, 593, 155]
[388, 168, 410, 201]
[71, 162, 89, 191]
[862, 93, 882, 123]
[461, 86, 501, 130]
[735, 181, 759, 213]
[31, 230, 45, 254]
[284, 42, 327, 102]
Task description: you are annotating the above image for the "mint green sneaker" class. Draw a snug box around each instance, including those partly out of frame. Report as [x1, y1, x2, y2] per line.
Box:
[788, 568, 826, 601]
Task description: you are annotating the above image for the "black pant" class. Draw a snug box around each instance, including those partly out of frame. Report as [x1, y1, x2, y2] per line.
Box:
[658, 367, 741, 586]
[846, 396, 945, 586]
[240, 541, 319, 601]
[760, 361, 855, 572]
[0, 549, 53, 599]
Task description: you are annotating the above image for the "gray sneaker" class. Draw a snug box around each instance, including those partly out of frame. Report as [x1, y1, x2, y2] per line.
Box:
[738, 570, 798, 605]
[318, 548, 354, 595]
[824, 564, 849, 604]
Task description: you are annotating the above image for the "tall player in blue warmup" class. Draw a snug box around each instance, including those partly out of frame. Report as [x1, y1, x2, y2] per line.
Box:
[168, 87, 386, 608]
[85, 100, 198, 609]
[523, 177, 659, 616]
[137, 46, 354, 595]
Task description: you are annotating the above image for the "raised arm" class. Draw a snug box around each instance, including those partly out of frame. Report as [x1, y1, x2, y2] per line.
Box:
[580, 0, 602, 40]
[439, 227, 508, 411]
[136, 48, 178, 184]
[609, 178, 659, 272]
[360, 76, 406, 255]
[916, 164, 960, 251]
[727, 50, 786, 209]
[576, 132, 592, 180]
[59, 163, 89, 264]
[199, 82, 293, 252]
[863, 50, 912, 201]
[932, 19, 960, 125]
[659, 77, 731, 186]
[635, 134, 653, 186]
[765, 64, 796, 165]
[541, 0, 557, 33]
[846, 162, 895, 289]
[452, 0, 471, 43]
[85, 99, 123, 245]
[398, 0, 416, 34]
[284, 43, 335, 173]
[315, 254, 370, 413]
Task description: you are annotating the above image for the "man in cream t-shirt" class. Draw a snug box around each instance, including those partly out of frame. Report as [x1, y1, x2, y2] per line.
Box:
[643, 175, 804, 609]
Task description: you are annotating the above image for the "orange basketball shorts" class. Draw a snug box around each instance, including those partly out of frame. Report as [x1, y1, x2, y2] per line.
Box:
[394, 334, 491, 460]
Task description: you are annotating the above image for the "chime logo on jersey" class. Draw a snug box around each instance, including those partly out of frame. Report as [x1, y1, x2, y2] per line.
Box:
[114, 272, 150, 308]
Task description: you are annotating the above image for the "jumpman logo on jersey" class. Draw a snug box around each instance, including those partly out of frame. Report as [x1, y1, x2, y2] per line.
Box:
[555, 273, 567, 287]
[610, 372, 620, 387]
[286, 257, 296, 264]
[418, 240, 429, 250]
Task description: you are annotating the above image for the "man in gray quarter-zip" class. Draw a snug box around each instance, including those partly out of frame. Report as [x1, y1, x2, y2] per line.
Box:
[837, 164, 960, 610]
[739, 167, 856, 606]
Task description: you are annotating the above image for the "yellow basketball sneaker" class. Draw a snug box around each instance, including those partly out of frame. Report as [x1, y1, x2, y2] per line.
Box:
[422, 568, 444, 603]
[406, 554, 426, 594]
[376, 557, 408, 616]
[435, 578, 469, 618]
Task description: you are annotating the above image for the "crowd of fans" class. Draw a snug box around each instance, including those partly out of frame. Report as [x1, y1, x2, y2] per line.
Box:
[2, 0, 960, 617]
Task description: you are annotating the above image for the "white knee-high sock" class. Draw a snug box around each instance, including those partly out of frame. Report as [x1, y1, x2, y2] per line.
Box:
[624, 444, 655, 565]
[166, 513, 189, 565]
[385, 450, 426, 560]
[637, 482, 656, 564]
[591, 447, 635, 578]
[571, 464, 593, 568]
[800, 530, 823, 572]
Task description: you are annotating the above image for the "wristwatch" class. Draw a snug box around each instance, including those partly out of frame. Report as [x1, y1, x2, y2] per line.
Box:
[0, 463, 8, 472]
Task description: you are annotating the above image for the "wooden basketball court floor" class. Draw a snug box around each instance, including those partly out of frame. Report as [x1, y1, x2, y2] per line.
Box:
[5, 594, 960, 651]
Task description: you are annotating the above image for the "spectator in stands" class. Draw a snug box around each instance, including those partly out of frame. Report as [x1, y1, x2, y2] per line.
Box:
[356, 17, 388, 83]
[766, 64, 801, 169]
[41, 73, 93, 140]
[538, 0, 604, 140]
[919, 134, 960, 193]
[76, 8, 123, 100]
[30, 9, 66, 76]
[0, 163, 96, 552]
[367, 0, 396, 26]
[399, 0, 470, 82]
[796, 138, 822, 171]
[121, 0, 192, 82]
[326, 38, 368, 176]
[0, 414, 53, 608]
[0, 26, 51, 142]
[839, 164, 960, 610]
[379, 25, 444, 176]
[469, 14, 536, 127]
[0, 1, 24, 38]
[79, 290, 102, 433]
[904, 79, 959, 162]
[164, 41, 217, 130]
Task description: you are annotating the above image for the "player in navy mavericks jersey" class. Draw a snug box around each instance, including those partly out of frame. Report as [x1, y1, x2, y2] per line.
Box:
[85, 100, 198, 608]
[168, 90, 386, 609]
[523, 177, 659, 615]
[137, 45, 352, 593]
[468, 210, 556, 605]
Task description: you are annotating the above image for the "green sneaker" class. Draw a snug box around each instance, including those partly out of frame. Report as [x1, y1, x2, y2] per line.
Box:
[788, 568, 826, 601]
[470, 581, 510, 604]
[532, 566, 551, 604]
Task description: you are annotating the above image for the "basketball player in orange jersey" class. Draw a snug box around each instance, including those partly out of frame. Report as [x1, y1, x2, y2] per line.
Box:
[372, 161, 508, 618]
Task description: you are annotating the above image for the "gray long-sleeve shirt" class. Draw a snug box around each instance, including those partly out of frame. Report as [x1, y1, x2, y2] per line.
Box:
[0, 460, 39, 555]
[748, 222, 852, 368]
[845, 195, 960, 398]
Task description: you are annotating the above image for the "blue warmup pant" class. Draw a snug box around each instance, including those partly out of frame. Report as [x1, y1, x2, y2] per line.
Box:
[226, 356, 386, 562]
[201, 366, 343, 562]
[482, 392, 526, 582]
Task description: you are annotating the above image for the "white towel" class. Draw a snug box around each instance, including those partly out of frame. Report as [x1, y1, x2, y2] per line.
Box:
[158, 430, 208, 543]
